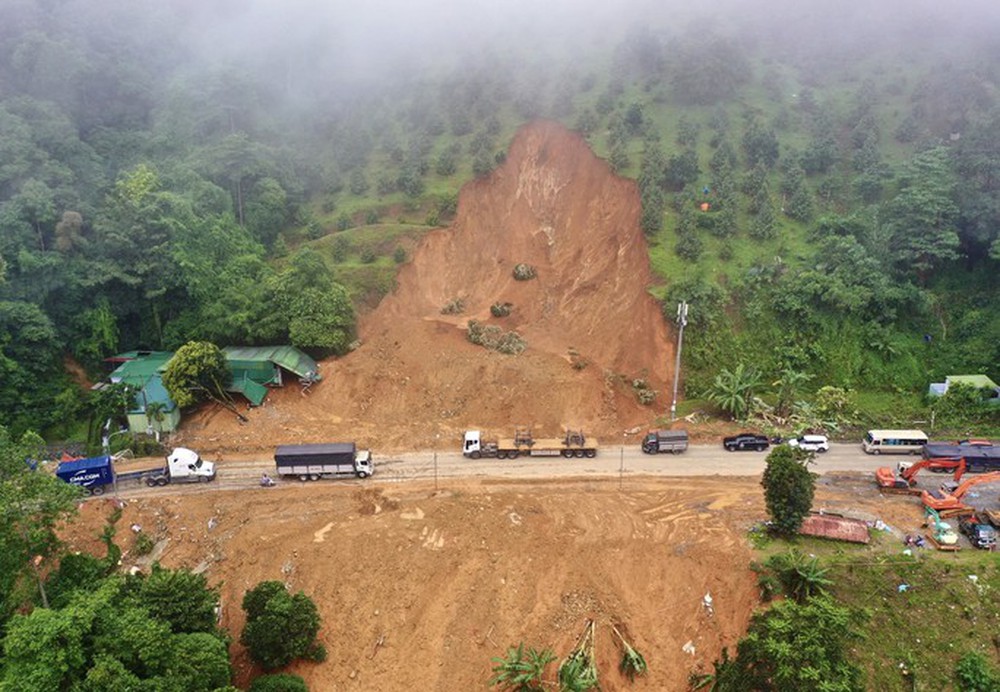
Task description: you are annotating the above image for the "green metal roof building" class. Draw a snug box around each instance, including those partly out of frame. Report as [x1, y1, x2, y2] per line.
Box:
[107, 346, 321, 433]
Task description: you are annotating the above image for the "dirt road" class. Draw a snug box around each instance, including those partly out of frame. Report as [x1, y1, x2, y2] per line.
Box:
[109, 443, 901, 498]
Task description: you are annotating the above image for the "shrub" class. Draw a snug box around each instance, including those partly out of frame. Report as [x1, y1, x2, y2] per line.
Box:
[441, 297, 465, 315]
[467, 320, 526, 355]
[359, 248, 377, 264]
[955, 651, 1000, 692]
[490, 302, 513, 317]
[134, 531, 155, 556]
[512, 263, 537, 281]
[240, 581, 325, 671]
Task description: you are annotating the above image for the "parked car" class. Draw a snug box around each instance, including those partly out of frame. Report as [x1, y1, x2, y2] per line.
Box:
[788, 434, 830, 453]
[723, 433, 770, 452]
[958, 515, 998, 550]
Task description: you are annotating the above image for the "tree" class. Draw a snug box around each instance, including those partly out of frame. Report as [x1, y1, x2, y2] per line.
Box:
[240, 581, 325, 671]
[0, 426, 81, 615]
[162, 341, 246, 421]
[883, 146, 960, 279]
[708, 364, 762, 421]
[710, 597, 864, 691]
[490, 643, 555, 692]
[123, 565, 222, 634]
[249, 673, 310, 692]
[1, 577, 232, 691]
[761, 445, 816, 535]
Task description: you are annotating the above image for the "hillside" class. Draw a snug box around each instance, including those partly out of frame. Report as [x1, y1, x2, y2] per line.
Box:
[174, 121, 672, 452]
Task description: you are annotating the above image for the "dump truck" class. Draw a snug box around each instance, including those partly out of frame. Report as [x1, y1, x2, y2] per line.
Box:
[55, 448, 215, 495]
[641, 429, 689, 454]
[463, 428, 598, 459]
[274, 442, 373, 481]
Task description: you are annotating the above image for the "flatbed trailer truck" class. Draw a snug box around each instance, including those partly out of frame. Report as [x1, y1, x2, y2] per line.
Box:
[463, 428, 598, 459]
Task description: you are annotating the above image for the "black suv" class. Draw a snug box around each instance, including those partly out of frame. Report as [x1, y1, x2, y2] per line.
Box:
[959, 516, 997, 550]
[723, 433, 770, 452]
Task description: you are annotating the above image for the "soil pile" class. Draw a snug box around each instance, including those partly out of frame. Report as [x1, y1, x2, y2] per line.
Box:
[175, 120, 673, 453]
[63, 479, 760, 691]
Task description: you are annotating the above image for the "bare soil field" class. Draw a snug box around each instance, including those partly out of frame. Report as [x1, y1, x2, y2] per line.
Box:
[59, 475, 927, 691]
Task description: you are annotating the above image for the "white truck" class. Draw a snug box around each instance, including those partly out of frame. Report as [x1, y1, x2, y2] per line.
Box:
[274, 442, 374, 481]
[463, 428, 598, 459]
[55, 447, 215, 494]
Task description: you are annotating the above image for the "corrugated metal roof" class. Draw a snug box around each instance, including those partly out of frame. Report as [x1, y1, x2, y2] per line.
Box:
[228, 375, 269, 406]
[222, 346, 320, 380]
[798, 512, 871, 544]
[109, 352, 173, 384]
[947, 375, 999, 389]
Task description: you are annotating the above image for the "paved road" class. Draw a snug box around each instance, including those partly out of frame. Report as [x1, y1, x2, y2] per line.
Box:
[111, 443, 904, 498]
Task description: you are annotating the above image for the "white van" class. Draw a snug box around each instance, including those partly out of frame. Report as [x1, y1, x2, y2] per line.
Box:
[862, 429, 928, 455]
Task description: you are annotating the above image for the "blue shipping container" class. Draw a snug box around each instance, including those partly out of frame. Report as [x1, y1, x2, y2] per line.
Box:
[56, 455, 115, 490]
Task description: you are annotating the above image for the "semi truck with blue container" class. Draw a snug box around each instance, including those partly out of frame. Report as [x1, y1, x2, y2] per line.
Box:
[55, 448, 215, 495]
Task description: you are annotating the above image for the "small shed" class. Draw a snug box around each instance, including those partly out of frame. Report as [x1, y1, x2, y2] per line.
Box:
[222, 346, 321, 406]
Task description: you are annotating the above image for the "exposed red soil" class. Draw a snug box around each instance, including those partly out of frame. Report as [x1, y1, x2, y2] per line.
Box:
[173, 120, 673, 455]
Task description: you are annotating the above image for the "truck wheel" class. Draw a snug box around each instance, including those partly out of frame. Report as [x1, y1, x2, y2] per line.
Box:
[356, 471, 369, 479]
[563, 450, 574, 458]
[310, 474, 320, 482]
[91, 485, 105, 496]
[872, 449, 880, 455]
[584, 449, 596, 458]
[299, 474, 309, 482]
[156, 477, 169, 486]
[470, 450, 482, 459]
[508, 450, 519, 459]
[497, 451, 507, 459]
[199, 475, 210, 482]
[146, 477, 157, 487]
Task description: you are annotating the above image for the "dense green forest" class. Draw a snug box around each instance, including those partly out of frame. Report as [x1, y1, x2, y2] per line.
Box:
[1, 0, 999, 439]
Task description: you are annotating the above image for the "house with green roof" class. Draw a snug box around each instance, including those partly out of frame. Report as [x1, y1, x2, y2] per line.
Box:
[107, 346, 322, 434]
[928, 374, 1000, 402]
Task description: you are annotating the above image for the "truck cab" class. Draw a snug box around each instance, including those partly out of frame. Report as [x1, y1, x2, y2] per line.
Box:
[166, 447, 215, 481]
[355, 449, 374, 477]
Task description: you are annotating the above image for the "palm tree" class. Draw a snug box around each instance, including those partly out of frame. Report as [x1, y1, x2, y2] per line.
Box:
[145, 401, 167, 441]
[558, 620, 598, 692]
[489, 643, 555, 692]
[708, 363, 763, 421]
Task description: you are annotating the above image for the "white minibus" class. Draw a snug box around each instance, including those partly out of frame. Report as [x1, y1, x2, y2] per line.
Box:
[862, 429, 928, 455]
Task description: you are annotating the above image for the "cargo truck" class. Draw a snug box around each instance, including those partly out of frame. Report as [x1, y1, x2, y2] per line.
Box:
[462, 427, 598, 459]
[55, 448, 215, 495]
[922, 442, 1000, 473]
[641, 429, 689, 454]
[274, 442, 373, 481]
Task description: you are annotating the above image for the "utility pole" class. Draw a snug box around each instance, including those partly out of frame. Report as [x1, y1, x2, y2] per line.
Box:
[670, 301, 689, 421]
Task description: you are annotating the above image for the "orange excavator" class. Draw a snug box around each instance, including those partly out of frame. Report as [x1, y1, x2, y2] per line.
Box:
[876, 458, 967, 494]
[921, 471, 1000, 517]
